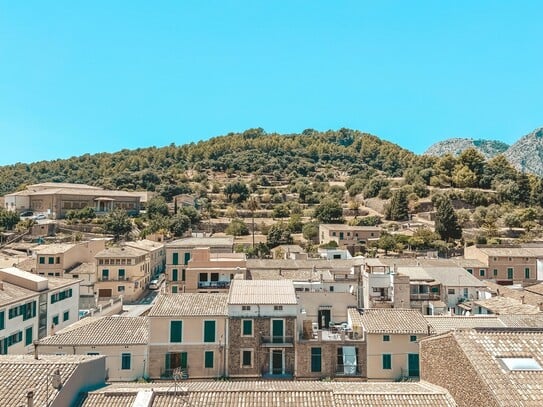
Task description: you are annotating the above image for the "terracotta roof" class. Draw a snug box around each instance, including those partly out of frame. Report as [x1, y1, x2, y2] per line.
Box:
[149, 293, 228, 317]
[484, 281, 543, 308]
[123, 239, 164, 252]
[247, 258, 364, 271]
[429, 329, 543, 405]
[166, 237, 234, 248]
[358, 308, 430, 334]
[78, 381, 456, 407]
[498, 314, 543, 328]
[526, 282, 543, 296]
[320, 224, 382, 231]
[228, 279, 297, 305]
[95, 246, 148, 258]
[39, 317, 148, 346]
[249, 268, 334, 282]
[473, 296, 543, 315]
[425, 315, 505, 334]
[0, 354, 102, 407]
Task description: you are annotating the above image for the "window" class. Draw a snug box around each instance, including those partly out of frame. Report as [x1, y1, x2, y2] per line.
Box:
[493, 269, 498, 277]
[25, 326, 33, 346]
[466, 268, 473, 274]
[204, 320, 216, 342]
[242, 319, 253, 336]
[382, 354, 392, 370]
[102, 269, 109, 281]
[87, 352, 100, 356]
[242, 350, 252, 367]
[479, 269, 485, 277]
[274, 305, 283, 311]
[165, 352, 188, 371]
[52, 315, 59, 326]
[172, 286, 178, 293]
[463, 288, 469, 298]
[525, 268, 530, 279]
[118, 286, 125, 292]
[172, 253, 179, 265]
[383, 335, 390, 342]
[184, 252, 191, 265]
[118, 269, 125, 280]
[0, 311, 4, 330]
[448, 288, 455, 295]
[507, 268, 514, 279]
[181, 269, 186, 282]
[48, 257, 54, 264]
[410, 335, 417, 342]
[242, 305, 251, 311]
[39, 257, 45, 264]
[172, 269, 178, 282]
[311, 347, 322, 372]
[204, 351, 214, 368]
[170, 321, 183, 343]
[55, 257, 60, 264]
[121, 353, 131, 370]
[330, 286, 334, 292]
[63, 311, 69, 321]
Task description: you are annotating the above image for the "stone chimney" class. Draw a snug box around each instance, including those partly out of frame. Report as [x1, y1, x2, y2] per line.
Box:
[520, 295, 525, 304]
[27, 390, 34, 407]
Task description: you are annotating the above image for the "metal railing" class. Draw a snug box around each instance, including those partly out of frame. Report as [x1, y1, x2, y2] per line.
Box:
[335, 364, 362, 375]
[198, 281, 230, 289]
[261, 335, 294, 344]
[410, 293, 441, 301]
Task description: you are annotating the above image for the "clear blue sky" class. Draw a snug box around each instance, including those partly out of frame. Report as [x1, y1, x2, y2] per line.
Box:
[1, 1, 542, 166]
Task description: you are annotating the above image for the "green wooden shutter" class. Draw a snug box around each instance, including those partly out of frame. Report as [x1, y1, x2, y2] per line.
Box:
[170, 321, 183, 342]
[181, 352, 188, 368]
[382, 354, 391, 369]
[204, 320, 216, 342]
[172, 253, 179, 265]
[204, 351, 214, 368]
[242, 320, 252, 336]
[311, 347, 321, 372]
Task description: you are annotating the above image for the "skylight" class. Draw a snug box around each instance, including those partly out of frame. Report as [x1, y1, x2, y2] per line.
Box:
[500, 357, 543, 371]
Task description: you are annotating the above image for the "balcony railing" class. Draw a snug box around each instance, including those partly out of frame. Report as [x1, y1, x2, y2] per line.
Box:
[410, 293, 441, 301]
[261, 336, 294, 345]
[335, 364, 362, 376]
[371, 296, 392, 302]
[198, 281, 230, 289]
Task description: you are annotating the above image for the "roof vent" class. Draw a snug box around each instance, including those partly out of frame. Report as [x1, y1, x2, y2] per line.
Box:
[499, 357, 543, 371]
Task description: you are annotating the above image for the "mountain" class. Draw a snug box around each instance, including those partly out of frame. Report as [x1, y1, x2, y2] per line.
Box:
[424, 138, 509, 159]
[504, 127, 543, 174]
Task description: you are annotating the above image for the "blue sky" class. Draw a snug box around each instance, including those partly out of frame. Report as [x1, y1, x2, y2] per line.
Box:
[1, 1, 542, 165]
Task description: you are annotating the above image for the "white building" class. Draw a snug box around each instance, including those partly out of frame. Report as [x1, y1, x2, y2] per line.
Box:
[0, 267, 80, 354]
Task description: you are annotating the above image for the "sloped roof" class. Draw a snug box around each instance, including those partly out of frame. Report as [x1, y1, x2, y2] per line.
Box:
[166, 237, 234, 248]
[0, 355, 102, 407]
[228, 279, 297, 305]
[473, 296, 542, 315]
[358, 308, 430, 334]
[425, 315, 505, 334]
[77, 381, 456, 407]
[434, 329, 543, 405]
[498, 314, 543, 328]
[149, 293, 228, 317]
[38, 317, 148, 346]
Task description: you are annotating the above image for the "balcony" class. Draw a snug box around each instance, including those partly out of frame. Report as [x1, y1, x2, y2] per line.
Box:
[371, 295, 392, 302]
[261, 336, 294, 347]
[198, 281, 230, 289]
[410, 293, 441, 301]
[335, 364, 362, 376]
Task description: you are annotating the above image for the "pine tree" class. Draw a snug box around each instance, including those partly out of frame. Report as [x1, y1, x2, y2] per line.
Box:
[434, 196, 462, 241]
[385, 190, 409, 221]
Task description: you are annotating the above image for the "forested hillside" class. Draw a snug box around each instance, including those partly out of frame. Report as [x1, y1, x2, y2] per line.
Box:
[0, 128, 416, 196]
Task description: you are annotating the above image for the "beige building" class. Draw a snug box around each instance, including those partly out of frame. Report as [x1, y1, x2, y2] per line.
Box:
[0, 267, 80, 353]
[184, 248, 246, 293]
[165, 236, 234, 293]
[94, 246, 152, 302]
[421, 328, 543, 407]
[37, 316, 149, 381]
[77, 381, 457, 406]
[228, 279, 298, 379]
[148, 293, 229, 379]
[0, 354, 106, 407]
[4, 182, 142, 219]
[355, 308, 430, 380]
[319, 224, 381, 248]
[464, 244, 543, 283]
[123, 239, 165, 277]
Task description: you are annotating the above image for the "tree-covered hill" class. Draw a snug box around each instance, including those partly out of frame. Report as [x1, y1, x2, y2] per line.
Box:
[0, 128, 416, 196]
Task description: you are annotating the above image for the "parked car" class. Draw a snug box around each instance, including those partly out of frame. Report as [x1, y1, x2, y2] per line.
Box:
[149, 273, 165, 290]
[20, 210, 34, 219]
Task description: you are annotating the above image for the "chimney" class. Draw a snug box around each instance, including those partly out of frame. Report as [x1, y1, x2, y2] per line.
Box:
[27, 390, 34, 407]
[33, 340, 39, 360]
[520, 295, 525, 304]
[0, 281, 3, 290]
[538, 302, 543, 311]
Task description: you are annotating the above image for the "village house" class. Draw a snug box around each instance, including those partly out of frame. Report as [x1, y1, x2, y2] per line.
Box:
[0, 267, 80, 354]
[147, 293, 229, 379]
[37, 316, 149, 381]
[164, 236, 234, 293]
[319, 224, 381, 252]
[3, 182, 142, 219]
[420, 328, 543, 407]
[354, 308, 431, 381]
[227, 279, 298, 379]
